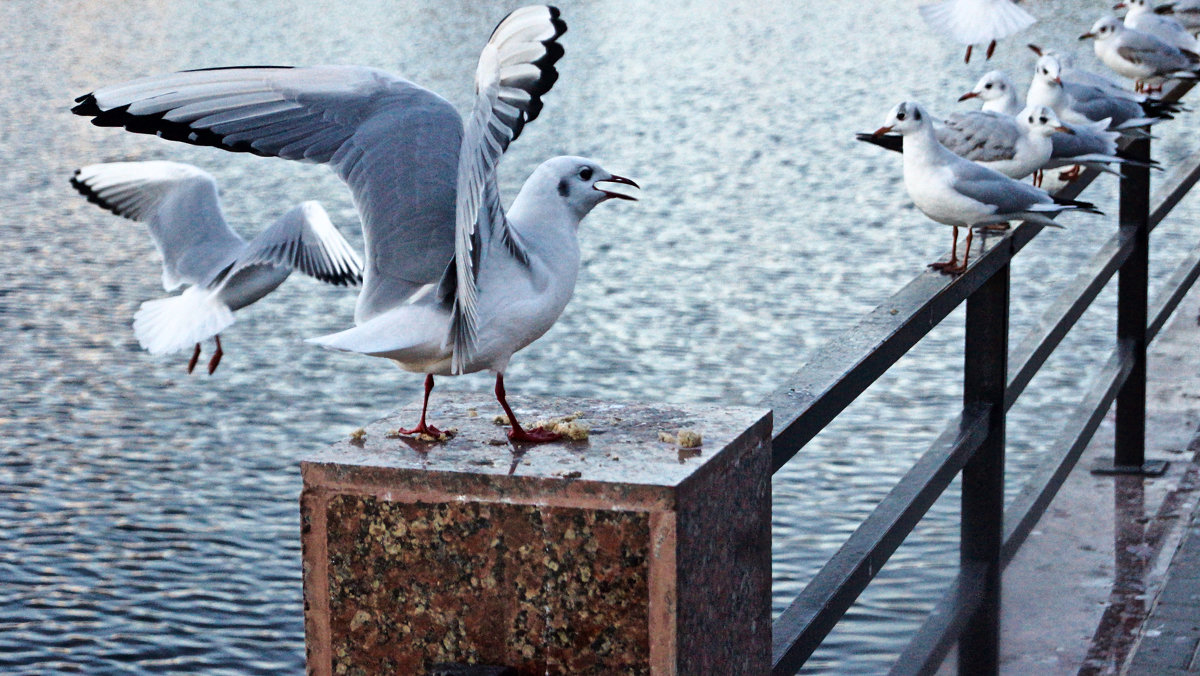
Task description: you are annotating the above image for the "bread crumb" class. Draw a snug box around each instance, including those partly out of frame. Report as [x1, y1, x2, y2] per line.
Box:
[349, 428, 367, 445]
[658, 431, 677, 444]
[466, 408, 479, 417]
[385, 428, 457, 442]
[532, 415, 590, 441]
[493, 414, 510, 426]
[676, 429, 702, 448]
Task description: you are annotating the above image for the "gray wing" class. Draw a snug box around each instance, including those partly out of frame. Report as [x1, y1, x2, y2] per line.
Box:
[72, 65, 463, 323]
[938, 112, 1021, 163]
[1051, 119, 1118, 159]
[447, 5, 566, 374]
[1116, 32, 1193, 72]
[950, 161, 1051, 213]
[1068, 90, 1143, 126]
[70, 161, 244, 290]
[234, 201, 363, 287]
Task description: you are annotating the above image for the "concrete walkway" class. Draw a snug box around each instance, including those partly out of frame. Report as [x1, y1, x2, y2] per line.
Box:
[987, 285, 1200, 675]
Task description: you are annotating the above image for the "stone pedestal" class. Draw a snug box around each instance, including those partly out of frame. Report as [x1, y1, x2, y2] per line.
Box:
[300, 394, 771, 675]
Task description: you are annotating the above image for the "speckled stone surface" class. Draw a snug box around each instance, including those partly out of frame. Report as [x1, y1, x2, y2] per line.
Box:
[300, 394, 771, 675]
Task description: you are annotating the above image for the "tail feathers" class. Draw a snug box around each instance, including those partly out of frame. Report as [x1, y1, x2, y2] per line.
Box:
[919, 0, 1035, 45]
[1052, 196, 1104, 215]
[133, 287, 234, 354]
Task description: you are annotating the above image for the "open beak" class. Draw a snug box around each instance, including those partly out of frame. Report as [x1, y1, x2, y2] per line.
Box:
[595, 174, 639, 201]
[872, 125, 894, 138]
[1080, 32, 1096, 40]
[958, 91, 980, 102]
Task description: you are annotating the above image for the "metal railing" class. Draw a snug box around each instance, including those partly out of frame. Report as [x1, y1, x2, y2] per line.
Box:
[765, 80, 1200, 675]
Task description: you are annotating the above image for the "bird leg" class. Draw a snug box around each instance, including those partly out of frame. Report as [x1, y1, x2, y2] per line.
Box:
[1058, 165, 1083, 182]
[929, 225, 961, 273]
[1033, 169, 1043, 188]
[986, 40, 997, 60]
[964, 45, 973, 63]
[395, 374, 444, 437]
[207, 335, 224, 375]
[495, 373, 561, 444]
[187, 343, 202, 374]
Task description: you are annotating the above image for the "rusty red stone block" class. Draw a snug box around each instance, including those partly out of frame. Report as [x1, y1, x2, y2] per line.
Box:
[300, 394, 771, 675]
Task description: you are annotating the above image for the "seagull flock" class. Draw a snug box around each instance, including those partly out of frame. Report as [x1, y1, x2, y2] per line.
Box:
[867, 0, 1195, 274]
[68, 3, 1194, 440]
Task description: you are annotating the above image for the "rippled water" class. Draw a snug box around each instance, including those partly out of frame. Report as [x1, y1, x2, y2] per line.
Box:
[4, 0, 1200, 673]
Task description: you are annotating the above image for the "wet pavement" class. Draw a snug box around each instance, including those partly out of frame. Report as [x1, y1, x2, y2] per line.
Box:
[976, 281, 1200, 674]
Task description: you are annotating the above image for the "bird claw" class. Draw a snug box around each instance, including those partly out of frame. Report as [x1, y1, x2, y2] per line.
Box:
[507, 426, 562, 444]
[929, 260, 966, 276]
[395, 422, 444, 437]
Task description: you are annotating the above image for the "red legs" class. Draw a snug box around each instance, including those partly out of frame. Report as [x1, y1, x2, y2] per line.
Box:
[986, 40, 997, 60]
[1058, 165, 1083, 182]
[930, 227, 974, 276]
[187, 344, 202, 374]
[929, 225, 961, 273]
[396, 374, 444, 437]
[1033, 169, 1043, 188]
[494, 373, 561, 444]
[206, 335, 224, 375]
[964, 45, 973, 63]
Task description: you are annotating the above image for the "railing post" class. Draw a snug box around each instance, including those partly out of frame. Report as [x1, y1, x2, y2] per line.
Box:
[958, 261, 1009, 675]
[1095, 135, 1168, 476]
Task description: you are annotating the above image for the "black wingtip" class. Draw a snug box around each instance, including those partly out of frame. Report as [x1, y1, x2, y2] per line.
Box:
[1054, 196, 1104, 215]
[69, 169, 129, 220]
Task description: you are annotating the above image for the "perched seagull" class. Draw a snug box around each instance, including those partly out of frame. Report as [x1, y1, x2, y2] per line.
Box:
[1026, 53, 1176, 130]
[70, 161, 362, 374]
[918, 0, 1036, 62]
[871, 101, 1100, 275]
[857, 104, 1070, 182]
[958, 70, 1024, 116]
[1080, 15, 1200, 91]
[1043, 116, 1160, 180]
[1116, 0, 1199, 52]
[71, 5, 640, 443]
[1155, 0, 1200, 32]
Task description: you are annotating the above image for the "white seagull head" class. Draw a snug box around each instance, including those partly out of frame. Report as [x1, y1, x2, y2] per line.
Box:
[527, 156, 639, 220]
[960, 70, 1016, 104]
[1018, 104, 1073, 137]
[1081, 16, 1126, 42]
[874, 101, 931, 137]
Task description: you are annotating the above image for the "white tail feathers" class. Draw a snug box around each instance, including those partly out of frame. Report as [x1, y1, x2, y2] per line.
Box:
[133, 287, 234, 354]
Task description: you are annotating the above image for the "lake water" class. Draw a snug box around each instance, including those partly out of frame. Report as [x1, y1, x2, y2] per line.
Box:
[4, 0, 1200, 673]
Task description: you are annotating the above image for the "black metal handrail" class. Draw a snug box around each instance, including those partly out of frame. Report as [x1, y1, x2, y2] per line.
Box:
[766, 79, 1199, 675]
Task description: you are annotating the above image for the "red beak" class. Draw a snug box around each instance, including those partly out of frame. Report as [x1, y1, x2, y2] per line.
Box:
[958, 91, 980, 102]
[872, 125, 895, 137]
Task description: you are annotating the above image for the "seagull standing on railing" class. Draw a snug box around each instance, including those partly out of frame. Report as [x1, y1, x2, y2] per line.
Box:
[918, 0, 1036, 62]
[71, 5, 639, 443]
[1081, 15, 1200, 91]
[958, 70, 1024, 116]
[1026, 53, 1177, 132]
[1116, 0, 1199, 52]
[70, 161, 362, 375]
[871, 101, 1101, 275]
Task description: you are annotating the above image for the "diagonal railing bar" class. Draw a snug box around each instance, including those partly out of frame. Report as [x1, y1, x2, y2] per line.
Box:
[768, 77, 1198, 676]
[894, 345, 1131, 675]
[1001, 343, 1134, 567]
[771, 407, 990, 674]
[886, 561, 989, 676]
[1149, 240, 1200, 342]
[1004, 230, 1134, 412]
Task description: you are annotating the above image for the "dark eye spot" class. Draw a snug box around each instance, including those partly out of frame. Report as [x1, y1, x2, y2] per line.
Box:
[579, 167, 593, 181]
[557, 178, 569, 197]
[896, 112, 906, 121]
[985, 83, 993, 89]
[913, 109, 921, 121]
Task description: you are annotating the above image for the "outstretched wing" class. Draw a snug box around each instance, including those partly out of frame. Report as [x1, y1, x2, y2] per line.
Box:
[235, 201, 363, 287]
[72, 65, 463, 323]
[70, 161, 244, 290]
[448, 5, 567, 374]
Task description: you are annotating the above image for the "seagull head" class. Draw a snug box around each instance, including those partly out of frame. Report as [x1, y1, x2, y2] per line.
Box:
[1114, 0, 1151, 16]
[1033, 54, 1064, 87]
[1019, 104, 1073, 136]
[1081, 16, 1124, 41]
[960, 70, 1014, 103]
[528, 156, 639, 220]
[874, 101, 929, 137]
